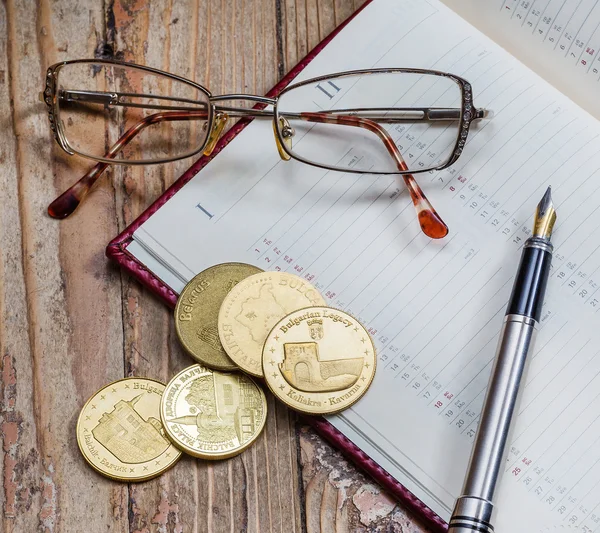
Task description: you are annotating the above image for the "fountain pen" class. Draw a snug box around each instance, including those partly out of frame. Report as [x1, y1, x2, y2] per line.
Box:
[448, 187, 557, 533]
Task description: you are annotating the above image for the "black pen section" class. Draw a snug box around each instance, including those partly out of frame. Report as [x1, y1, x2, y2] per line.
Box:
[505, 240, 553, 322]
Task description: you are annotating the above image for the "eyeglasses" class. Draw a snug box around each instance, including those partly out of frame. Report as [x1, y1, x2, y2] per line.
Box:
[42, 59, 491, 238]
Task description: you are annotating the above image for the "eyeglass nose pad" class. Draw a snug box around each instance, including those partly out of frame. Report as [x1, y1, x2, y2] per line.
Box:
[203, 112, 229, 156]
[273, 117, 294, 161]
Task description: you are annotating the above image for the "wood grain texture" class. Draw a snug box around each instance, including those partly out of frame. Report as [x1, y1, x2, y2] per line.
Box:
[0, 0, 431, 531]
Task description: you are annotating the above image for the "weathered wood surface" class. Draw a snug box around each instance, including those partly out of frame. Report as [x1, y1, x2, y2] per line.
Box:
[0, 1, 431, 532]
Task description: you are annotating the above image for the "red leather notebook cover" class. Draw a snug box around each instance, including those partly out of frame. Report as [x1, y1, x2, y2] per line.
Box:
[106, 4, 446, 530]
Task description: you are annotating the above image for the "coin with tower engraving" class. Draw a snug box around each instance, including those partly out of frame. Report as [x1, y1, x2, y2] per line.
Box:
[160, 364, 267, 460]
[262, 306, 376, 415]
[218, 271, 325, 377]
[175, 263, 263, 370]
[76, 377, 181, 482]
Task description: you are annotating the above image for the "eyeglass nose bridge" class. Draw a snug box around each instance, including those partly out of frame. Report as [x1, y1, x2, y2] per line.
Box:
[205, 94, 278, 157]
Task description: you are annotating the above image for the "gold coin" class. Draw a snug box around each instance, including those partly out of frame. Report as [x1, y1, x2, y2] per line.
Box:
[175, 263, 263, 370]
[76, 377, 182, 482]
[160, 364, 267, 460]
[218, 271, 326, 377]
[262, 306, 376, 415]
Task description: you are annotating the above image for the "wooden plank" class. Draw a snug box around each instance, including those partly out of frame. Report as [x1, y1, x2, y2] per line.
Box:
[299, 426, 431, 531]
[0, 3, 43, 531]
[111, 1, 305, 532]
[0, 0, 427, 531]
[2, 1, 128, 533]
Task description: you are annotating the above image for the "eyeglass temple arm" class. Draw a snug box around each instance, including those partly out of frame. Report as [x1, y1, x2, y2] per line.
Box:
[300, 107, 489, 122]
[61, 90, 489, 123]
[49, 104, 448, 238]
[47, 110, 209, 219]
[60, 90, 274, 118]
[60, 90, 273, 118]
[299, 111, 448, 239]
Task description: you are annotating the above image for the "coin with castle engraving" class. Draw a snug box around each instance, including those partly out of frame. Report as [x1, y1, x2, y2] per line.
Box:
[175, 263, 263, 370]
[218, 271, 326, 377]
[76, 377, 181, 482]
[263, 306, 376, 415]
[160, 364, 267, 459]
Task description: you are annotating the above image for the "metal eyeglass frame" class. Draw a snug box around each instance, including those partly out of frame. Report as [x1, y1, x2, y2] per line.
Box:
[42, 59, 491, 239]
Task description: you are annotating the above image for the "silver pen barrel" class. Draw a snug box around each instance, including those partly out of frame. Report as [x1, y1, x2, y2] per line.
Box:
[448, 188, 556, 533]
[449, 315, 537, 532]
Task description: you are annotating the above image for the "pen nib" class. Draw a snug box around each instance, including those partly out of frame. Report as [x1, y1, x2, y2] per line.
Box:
[532, 186, 557, 241]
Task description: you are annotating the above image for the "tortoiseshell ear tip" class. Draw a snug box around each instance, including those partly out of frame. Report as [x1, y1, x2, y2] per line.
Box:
[47, 191, 81, 219]
[418, 210, 449, 239]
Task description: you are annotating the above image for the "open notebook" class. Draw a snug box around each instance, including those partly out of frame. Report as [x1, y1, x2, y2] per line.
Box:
[107, 1, 600, 531]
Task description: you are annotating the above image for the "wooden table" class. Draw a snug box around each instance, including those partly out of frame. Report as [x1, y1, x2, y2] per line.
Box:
[0, 1, 430, 531]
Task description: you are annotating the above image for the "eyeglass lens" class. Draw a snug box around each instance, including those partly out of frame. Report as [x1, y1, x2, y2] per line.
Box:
[276, 72, 463, 174]
[55, 61, 211, 163]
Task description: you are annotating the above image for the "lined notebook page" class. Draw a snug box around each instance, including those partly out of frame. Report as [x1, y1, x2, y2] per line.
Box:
[128, 0, 600, 529]
[443, 0, 600, 120]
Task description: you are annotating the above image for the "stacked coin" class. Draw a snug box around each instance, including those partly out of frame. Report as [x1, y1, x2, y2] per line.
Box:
[262, 306, 376, 415]
[77, 262, 376, 479]
[160, 364, 267, 460]
[217, 270, 326, 377]
[76, 377, 182, 481]
[175, 263, 263, 370]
